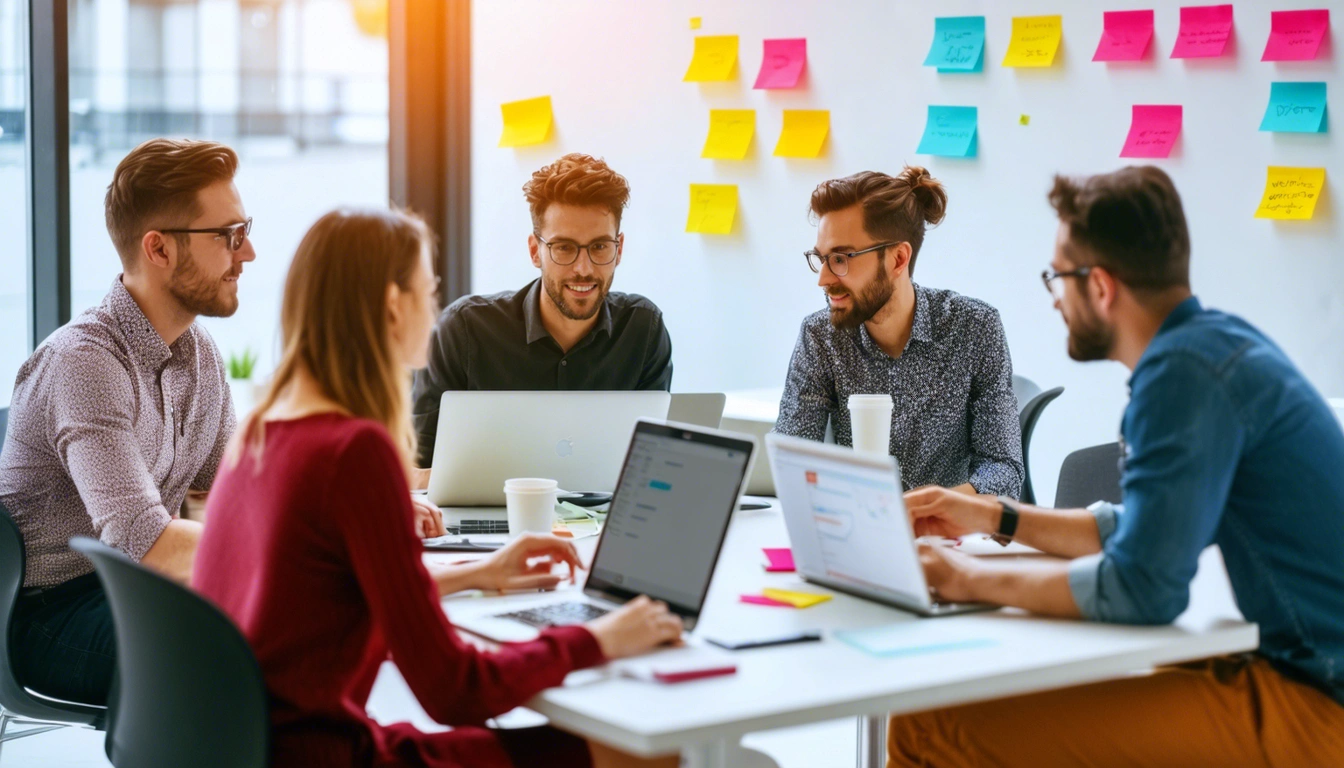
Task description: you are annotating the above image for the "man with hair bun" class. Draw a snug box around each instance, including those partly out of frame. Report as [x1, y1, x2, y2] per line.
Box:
[775, 166, 1024, 498]
[411, 153, 672, 468]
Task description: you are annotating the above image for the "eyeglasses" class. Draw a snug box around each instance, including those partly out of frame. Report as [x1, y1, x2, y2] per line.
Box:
[804, 242, 898, 277]
[160, 217, 253, 252]
[535, 233, 620, 266]
[1041, 266, 1092, 300]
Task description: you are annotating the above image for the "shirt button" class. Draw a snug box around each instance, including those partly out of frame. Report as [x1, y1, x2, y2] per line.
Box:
[561, 360, 568, 366]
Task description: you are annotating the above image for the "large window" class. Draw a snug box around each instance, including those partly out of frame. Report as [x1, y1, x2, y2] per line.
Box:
[0, 0, 29, 407]
[67, 0, 389, 377]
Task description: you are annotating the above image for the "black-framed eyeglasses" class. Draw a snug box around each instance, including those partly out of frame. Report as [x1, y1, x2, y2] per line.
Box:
[1041, 266, 1092, 300]
[160, 217, 253, 252]
[535, 233, 620, 266]
[804, 242, 898, 277]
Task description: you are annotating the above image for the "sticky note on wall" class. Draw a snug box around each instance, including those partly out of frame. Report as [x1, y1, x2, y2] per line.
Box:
[498, 96, 552, 148]
[1263, 9, 1329, 61]
[917, 105, 978, 157]
[702, 109, 755, 159]
[1121, 105, 1182, 158]
[924, 16, 986, 72]
[1003, 15, 1063, 67]
[1255, 167, 1326, 220]
[774, 110, 830, 158]
[1260, 82, 1328, 133]
[684, 35, 738, 81]
[687, 184, 738, 234]
[1171, 5, 1234, 58]
[754, 38, 807, 89]
[1093, 9, 1154, 61]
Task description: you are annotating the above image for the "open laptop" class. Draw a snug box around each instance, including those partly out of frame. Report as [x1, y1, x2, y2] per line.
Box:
[451, 419, 756, 643]
[667, 393, 726, 429]
[766, 433, 995, 618]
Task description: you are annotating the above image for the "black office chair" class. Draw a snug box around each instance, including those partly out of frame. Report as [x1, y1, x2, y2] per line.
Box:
[70, 537, 268, 768]
[1018, 387, 1064, 505]
[0, 505, 107, 756]
[1054, 442, 1124, 510]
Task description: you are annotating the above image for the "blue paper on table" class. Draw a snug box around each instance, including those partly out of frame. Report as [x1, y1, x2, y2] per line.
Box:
[1259, 82, 1328, 133]
[924, 16, 986, 73]
[917, 105, 978, 157]
[835, 623, 998, 658]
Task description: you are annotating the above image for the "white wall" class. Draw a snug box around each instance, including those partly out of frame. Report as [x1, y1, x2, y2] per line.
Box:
[472, 0, 1342, 505]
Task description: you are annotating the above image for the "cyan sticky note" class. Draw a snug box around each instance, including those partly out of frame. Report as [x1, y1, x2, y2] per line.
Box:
[1259, 82, 1327, 133]
[924, 16, 986, 73]
[917, 105, 978, 157]
[836, 623, 998, 658]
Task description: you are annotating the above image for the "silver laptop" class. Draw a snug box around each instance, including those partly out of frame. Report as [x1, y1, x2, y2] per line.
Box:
[766, 433, 995, 618]
[426, 391, 671, 508]
[667, 393, 726, 429]
[451, 419, 756, 643]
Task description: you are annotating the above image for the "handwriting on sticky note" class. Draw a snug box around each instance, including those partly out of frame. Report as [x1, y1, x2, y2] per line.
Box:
[1121, 105, 1182, 158]
[1263, 9, 1329, 61]
[754, 38, 807, 89]
[1003, 15, 1063, 67]
[1171, 4, 1234, 58]
[1255, 167, 1326, 220]
[686, 184, 738, 235]
[1093, 9, 1155, 61]
[684, 35, 738, 81]
[774, 110, 829, 158]
[1260, 82, 1328, 133]
[498, 96, 552, 148]
[702, 109, 755, 160]
[924, 16, 986, 72]
[917, 105, 978, 158]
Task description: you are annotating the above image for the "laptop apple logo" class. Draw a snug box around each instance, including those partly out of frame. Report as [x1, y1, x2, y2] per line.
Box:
[556, 438, 574, 457]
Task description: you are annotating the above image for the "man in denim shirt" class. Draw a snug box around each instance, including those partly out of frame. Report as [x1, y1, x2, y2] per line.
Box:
[890, 166, 1344, 765]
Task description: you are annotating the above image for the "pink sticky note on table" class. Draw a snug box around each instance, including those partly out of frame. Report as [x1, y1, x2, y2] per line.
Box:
[1121, 105, 1182, 159]
[1093, 9, 1155, 61]
[1262, 9, 1329, 61]
[763, 548, 795, 572]
[1171, 4, 1234, 58]
[753, 38, 807, 89]
[741, 594, 793, 607]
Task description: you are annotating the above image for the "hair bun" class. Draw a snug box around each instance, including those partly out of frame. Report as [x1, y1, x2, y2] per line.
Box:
[899, 165, 948, 227]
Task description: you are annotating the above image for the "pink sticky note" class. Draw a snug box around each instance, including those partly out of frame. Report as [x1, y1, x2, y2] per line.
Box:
[753, 38, 807, 89]
[1120, 105, 1182, 159]
[763, 548, 795, 572]
[741, 594, 793, 607]
[1093, 10, 1155, 61]
[1171, 5, 1234, 58]
[1262, 9, 1330, 61]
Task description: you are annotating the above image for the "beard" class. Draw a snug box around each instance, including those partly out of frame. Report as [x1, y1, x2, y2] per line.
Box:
[542, 272, 612, 321]
[169, 247, 240, 318]
[1064, 297, 1114, 361]
[827, 267, 893, 331]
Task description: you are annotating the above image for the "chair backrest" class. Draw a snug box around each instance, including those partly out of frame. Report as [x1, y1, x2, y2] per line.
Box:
[1054, 442, 1124, 510]
[1011, 375, 1042, 414]
[70, 537, 268, 768]
[1018, 387, 1064, 505]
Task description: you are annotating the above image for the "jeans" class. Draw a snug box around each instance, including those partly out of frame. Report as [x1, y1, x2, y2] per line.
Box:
[11, 572, 115, 706]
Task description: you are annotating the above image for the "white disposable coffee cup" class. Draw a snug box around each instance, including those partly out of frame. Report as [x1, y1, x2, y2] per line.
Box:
[848, 393, 894, 456]
[503, 478, 558, 537]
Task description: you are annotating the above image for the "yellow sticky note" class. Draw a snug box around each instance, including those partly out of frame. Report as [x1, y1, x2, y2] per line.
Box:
[1255, 166, 1326, 220]
[1020, 114, 1031, 126]
[686, 184, 737, 234]
[762, 588, 833, 609]
[498, 96, 552, 148]
[774, 109, 830, 158]
[684, 35, 738, 81]
[1003, 15, 1063, 67]
[702, 109, 755, 160]
[690, 16, 701, 29]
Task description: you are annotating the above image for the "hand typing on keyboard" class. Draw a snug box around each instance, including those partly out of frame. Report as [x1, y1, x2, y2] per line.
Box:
[583, 596, 686, 659]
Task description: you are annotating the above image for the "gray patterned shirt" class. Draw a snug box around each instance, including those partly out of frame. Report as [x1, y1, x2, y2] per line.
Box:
[0, 278, 235, 587]
[775, 283, 1024, 497]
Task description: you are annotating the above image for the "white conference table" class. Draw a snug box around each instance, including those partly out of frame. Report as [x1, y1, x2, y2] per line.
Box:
[439, 500, 1256, 768]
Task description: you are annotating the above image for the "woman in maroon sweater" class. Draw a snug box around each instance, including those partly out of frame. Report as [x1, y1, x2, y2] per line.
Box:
[192, 209, 682, 768]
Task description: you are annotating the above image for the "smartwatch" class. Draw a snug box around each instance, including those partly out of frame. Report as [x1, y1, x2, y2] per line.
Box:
[991, 496, 1021, 546]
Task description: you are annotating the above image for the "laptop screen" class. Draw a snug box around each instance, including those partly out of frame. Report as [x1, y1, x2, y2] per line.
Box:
[585, 422, 752, 615]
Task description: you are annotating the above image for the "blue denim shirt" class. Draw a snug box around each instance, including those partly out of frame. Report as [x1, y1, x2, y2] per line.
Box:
[1068, 297, 1344, 705]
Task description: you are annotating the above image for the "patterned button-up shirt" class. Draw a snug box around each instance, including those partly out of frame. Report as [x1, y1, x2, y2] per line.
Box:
[0, 278, 235, 587]
[775, 283, 1024, 497]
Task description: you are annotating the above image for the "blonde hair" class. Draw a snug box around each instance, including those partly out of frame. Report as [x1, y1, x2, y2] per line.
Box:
[230, 208, 435, 473]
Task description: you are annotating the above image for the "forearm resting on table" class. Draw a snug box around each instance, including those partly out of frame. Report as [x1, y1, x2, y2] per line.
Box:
[427, 559, 488, 597]
[1010, 505, 1104, 559]
[141, 518, 204, 583]
[968, 559, 1081, 618]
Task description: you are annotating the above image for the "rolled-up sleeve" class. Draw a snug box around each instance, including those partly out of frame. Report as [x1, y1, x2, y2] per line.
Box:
[966, 309, 1024, 497]
[774, 321, 834, 442]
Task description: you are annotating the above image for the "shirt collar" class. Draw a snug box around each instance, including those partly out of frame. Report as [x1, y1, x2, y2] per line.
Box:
[522, 278, 615, 346]
[1156, 295, 1203, 336]
[856, 282, 933, 357]
[106, 276, 174, 369]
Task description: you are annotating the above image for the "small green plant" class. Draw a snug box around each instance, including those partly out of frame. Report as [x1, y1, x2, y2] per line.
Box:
[227, 348, 257, 381]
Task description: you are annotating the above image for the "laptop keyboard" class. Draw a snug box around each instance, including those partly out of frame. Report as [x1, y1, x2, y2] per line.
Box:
[497, 602, 610, 628]
[452, 519, 511, 535]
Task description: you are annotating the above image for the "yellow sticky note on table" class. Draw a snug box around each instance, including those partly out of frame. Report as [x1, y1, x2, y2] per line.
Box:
[690, 16, 701, 29]
[762, 588, 832, 609]
[702, 109, 755, 160]
[498, 96, 552, 147]
[686, 184, 737, 234]
[1255, 166, 1326, 220]
[1003, 15, 1063, 67]
[774, 109, 830, 158]
[684, 35, 738, 81]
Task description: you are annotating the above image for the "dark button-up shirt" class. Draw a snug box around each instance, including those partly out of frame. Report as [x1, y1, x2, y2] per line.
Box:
[1069, 297, 1344, 707]
[0, 278, 235, 587]
[411, 279, 673, 466]
[775, 283, 1023, 496]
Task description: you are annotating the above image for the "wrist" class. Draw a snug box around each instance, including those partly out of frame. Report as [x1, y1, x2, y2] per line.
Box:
[979, 494, 1003, 533]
